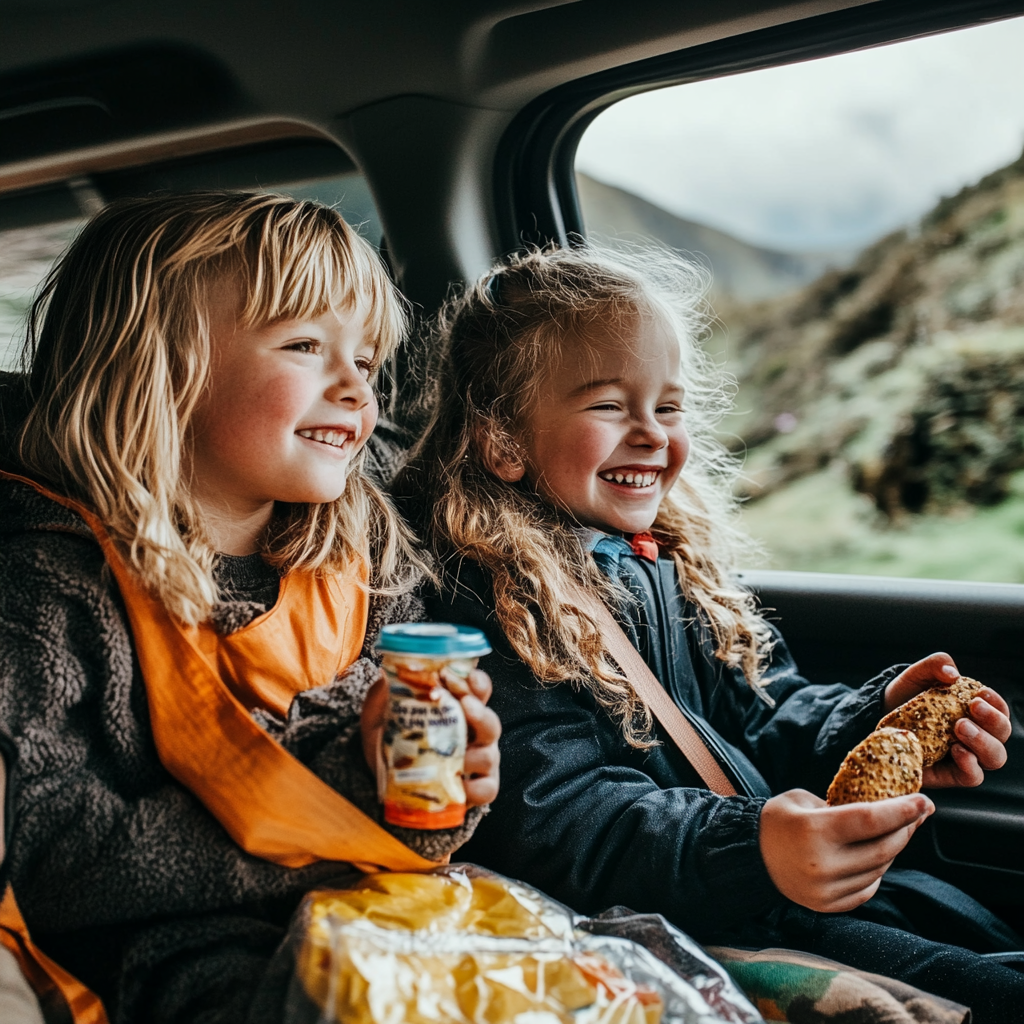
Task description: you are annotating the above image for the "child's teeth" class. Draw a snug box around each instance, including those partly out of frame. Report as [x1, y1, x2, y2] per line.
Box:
[299, 428, 348, 448]
[600, 470, 659, 487]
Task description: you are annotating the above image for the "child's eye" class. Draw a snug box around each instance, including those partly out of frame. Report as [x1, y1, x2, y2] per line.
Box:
[355, 356, 375, 378]
[285, 339, 320, 354]
[588, 401, 620, 411]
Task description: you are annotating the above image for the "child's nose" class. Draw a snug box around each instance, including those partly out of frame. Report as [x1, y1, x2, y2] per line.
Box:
[630, 416, 668, 448]
[325, 364, 372, 407]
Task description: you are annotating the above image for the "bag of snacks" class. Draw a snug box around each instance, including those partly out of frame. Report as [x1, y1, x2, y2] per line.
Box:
[282, 865, 762, 1024]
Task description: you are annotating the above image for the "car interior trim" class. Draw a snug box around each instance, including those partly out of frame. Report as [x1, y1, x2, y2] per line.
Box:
[0, 116, 336, 196]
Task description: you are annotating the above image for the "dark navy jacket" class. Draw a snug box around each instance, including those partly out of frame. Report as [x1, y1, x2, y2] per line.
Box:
[425, 535, 894, 941]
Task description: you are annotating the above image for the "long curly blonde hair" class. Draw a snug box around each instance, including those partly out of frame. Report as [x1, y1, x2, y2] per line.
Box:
[397, 245, 772, 747]
[18, 191, 420, 625]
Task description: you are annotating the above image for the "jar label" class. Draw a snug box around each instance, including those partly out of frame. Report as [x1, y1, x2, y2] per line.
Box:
[380, 654, 470, 830]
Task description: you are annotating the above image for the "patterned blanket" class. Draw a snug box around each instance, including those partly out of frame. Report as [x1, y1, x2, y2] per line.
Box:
[708, 946, 969, 1024]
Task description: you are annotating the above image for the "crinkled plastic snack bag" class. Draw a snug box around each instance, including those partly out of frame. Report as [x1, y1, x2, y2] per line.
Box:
[284, 865, 762, 1024]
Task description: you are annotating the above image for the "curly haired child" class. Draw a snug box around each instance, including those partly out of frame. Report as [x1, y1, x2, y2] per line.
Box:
[395, 244, 1022, 1022]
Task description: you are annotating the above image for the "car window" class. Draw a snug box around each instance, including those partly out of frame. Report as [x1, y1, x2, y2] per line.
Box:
[576, 16, 1024, 583]
[0, 137, 381, 372]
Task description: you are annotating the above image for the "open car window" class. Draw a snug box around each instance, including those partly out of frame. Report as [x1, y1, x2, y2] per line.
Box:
[576, 16, 1024, 584]
[0, 137, 381, 371]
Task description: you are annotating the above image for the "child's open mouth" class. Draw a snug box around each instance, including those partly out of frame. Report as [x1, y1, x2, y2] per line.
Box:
[598, 469, 660, 488]
[296, 427, 355, 450]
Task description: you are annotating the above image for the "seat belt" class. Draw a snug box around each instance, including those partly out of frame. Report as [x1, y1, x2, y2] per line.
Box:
[586, 599, 737, 798]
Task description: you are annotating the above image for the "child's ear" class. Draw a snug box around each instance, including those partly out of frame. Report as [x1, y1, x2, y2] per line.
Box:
[475, 424, 527, 483]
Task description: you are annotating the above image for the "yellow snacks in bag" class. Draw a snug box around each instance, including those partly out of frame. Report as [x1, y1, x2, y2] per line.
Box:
[288, 867, 762, 1024]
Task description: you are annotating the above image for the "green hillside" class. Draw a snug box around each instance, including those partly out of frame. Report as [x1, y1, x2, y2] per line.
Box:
[725, 149, 1024, 581]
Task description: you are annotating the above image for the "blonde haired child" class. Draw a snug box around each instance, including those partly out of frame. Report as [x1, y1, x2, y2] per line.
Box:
[395, 244, 1022, 1022]
[0, 192, 499, 1024]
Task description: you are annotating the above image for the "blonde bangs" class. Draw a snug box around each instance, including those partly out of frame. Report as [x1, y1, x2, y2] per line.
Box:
[232, 205, 406, 374]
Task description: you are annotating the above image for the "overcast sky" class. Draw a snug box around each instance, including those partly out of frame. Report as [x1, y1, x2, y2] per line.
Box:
[576, 15, 1024, 254]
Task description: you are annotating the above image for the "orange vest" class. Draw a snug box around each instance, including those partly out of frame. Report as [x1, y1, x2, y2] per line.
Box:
[0, 471, 433, 1023]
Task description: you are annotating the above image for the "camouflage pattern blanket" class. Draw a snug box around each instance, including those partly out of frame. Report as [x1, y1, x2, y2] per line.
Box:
[708, 946, 969, 1024]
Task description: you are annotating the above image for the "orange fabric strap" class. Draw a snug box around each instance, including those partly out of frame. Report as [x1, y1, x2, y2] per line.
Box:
[0, 886, 109, 1024]
[586, 598, 738, 797]
[190, 563, 369, 720]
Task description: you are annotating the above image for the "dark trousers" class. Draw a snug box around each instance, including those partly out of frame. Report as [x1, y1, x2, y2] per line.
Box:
[733, 870, 1024, 1023]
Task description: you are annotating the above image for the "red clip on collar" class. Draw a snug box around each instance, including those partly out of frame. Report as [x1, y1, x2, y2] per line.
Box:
[629, 532, 659, 563]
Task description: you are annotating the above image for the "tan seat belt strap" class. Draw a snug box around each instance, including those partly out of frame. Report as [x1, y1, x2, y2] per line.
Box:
[586, 600, 738, 798]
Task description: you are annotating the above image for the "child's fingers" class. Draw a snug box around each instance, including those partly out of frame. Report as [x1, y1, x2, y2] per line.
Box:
[463, 742, 499, 780]
[829, 794, 933, 844]
[362, 673, 389, 732]
[360, 672, 389, 770]
[467, 669, 493, 704]
[462, 694, 501, 747]
[830, 859, 894, 899]
[976, 687, 1010, 719]
[824, 875, 885, 914]
[837, 820, 921, 876]
[461, 693, 501, 808]
[902, 652, 959, 685]
[922, 745, 980, 788]
[440, 668, 470, 698]
[949, 742, 985, 785]
[955, 713, 1008, 769]
[921, 696, 1010, 788]
[884, 652, 959, 710]
[969, 696, 1012, 744]
[463, 772, 499, 808]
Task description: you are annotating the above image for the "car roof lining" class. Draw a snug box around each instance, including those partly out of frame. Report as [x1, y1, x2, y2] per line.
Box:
[0, 0, 884, 142]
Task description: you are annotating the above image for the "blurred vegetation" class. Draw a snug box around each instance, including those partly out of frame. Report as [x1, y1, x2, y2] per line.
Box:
[742, 467, 1024, 582]
[711, 149, 1024, 581]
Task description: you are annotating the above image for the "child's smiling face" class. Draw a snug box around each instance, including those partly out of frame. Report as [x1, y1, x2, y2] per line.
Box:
[188, 280, 379, 552]
[511, 313, 690, 536]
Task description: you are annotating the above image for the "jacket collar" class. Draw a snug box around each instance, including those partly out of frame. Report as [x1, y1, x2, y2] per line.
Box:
[577, 527, 645, 570]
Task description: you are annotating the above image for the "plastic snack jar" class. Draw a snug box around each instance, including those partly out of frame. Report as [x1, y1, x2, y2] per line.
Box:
[374, 623, 491, 829]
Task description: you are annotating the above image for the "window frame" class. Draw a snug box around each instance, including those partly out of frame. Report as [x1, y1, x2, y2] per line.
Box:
[493, 0, 1024, 255]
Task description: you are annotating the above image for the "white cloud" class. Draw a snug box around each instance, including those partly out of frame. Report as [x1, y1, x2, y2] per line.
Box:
[576, 15, 1024, 253]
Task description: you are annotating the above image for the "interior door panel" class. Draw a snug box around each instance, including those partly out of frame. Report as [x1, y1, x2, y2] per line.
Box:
[741, 569, 1024, 920]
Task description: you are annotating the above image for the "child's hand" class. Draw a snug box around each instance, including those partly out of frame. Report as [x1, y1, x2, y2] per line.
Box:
[455, 669, 502, 806]
[760, 789, 933, 912]
[361, 669, 501, 808]
[884, 652, 1011, 788]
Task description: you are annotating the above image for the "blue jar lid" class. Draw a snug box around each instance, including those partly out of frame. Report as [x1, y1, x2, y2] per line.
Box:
[375, 623, 492, 658]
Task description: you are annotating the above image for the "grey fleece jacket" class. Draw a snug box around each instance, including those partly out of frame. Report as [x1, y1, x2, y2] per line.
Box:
[0, 475, 479, 1024]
